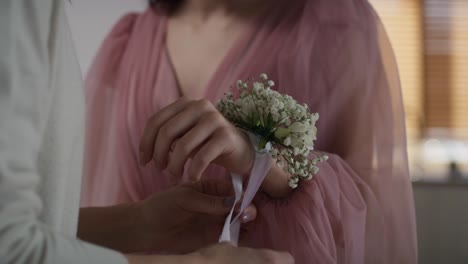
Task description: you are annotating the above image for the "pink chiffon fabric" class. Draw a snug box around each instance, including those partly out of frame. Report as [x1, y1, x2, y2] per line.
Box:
[81, 0, 417, 263]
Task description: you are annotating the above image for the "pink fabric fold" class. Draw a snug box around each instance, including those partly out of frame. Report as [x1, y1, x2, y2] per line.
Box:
[81, 0, 418, 263]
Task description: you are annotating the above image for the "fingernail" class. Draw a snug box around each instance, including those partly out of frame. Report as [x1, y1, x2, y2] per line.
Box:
[241, 212, 254, 223]
[224, 196, 235, 207]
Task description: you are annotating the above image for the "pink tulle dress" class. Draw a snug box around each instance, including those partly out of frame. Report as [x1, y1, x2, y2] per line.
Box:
[81, 0, 417, 263]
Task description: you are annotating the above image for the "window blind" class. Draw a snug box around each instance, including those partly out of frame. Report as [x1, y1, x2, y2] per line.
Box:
[369, 0, 424, 142]
[424, 0, 468, 139]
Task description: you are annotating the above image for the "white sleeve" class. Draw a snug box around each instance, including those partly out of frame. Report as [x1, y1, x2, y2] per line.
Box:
[0, 1, 127, 263]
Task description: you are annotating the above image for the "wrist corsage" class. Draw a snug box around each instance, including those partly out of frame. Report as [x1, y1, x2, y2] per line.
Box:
[217, 73, 328, 188]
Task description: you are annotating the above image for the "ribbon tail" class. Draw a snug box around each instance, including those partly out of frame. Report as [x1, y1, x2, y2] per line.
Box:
[218, 151, 272, 244]
[219, 173, 243, 244]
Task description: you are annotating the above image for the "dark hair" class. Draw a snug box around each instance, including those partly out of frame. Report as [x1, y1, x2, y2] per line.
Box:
[149, 0, 183, 13]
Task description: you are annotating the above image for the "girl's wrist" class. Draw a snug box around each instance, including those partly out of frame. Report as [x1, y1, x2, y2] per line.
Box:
[235, 131, 256, 175]
[261, 163, 293, 198]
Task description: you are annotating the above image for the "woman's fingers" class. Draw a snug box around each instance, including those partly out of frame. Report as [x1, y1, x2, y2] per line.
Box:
[240, 205, 257, 223]
[139, 97, 190, 165]
[140, 98, 217, 168]
[188, 129, 232, 181]
[153, 103, 209, 169]
[180, 187, 233, 216]
[191, 179, 234, 197]
[141, 98, 247, 184]
[168, 113, 220, 177]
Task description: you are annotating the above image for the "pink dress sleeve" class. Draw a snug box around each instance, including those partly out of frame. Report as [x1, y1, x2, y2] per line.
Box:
[244, 156, 369, 264]
[240, 2, 418, 264]
[81, 13, 140, 206]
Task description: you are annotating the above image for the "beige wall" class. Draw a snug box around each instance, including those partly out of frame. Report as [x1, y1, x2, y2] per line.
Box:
[65, 0, 146, 74]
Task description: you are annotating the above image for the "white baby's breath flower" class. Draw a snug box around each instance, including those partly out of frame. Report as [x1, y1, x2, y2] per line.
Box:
[293, 147, 301, 156]
[312, 166, 319, 174]
[311, 113, 319, 123]
[253, 82, 264, 91]
[271, 97, 280, 105]
[270, 148, 278, 156]
[288, 178, 299, 188]
[277, 160, 284, 168]
[260, 73, 268, 80]
[284, 137, 292, 146]
[280, 111, 287, 120]
[272, 112, 280, 122]
[267, 80, 275, 87]
[237, 80, 243, 89]
[288, 167, 295, 174]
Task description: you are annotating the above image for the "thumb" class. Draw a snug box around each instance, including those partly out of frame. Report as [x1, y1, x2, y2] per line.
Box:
[183, 189, 235, 216]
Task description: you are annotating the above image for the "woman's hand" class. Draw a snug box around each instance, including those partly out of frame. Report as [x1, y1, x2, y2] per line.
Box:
[191, 242, 294, 264]
[126, 243, 294, 264]
[139, 97, 255, 181]
[138, 179, 257, 253]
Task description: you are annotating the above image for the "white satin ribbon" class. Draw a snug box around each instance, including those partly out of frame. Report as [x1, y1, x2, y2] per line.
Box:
[219, 135, 272, 244]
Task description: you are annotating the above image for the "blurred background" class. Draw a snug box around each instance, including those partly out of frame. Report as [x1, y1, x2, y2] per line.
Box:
[369, 1, 468, 263]
[66, 1, 468, 263]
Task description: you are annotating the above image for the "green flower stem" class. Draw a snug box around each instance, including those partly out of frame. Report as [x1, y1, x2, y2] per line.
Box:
[258, 137, 269, 150]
